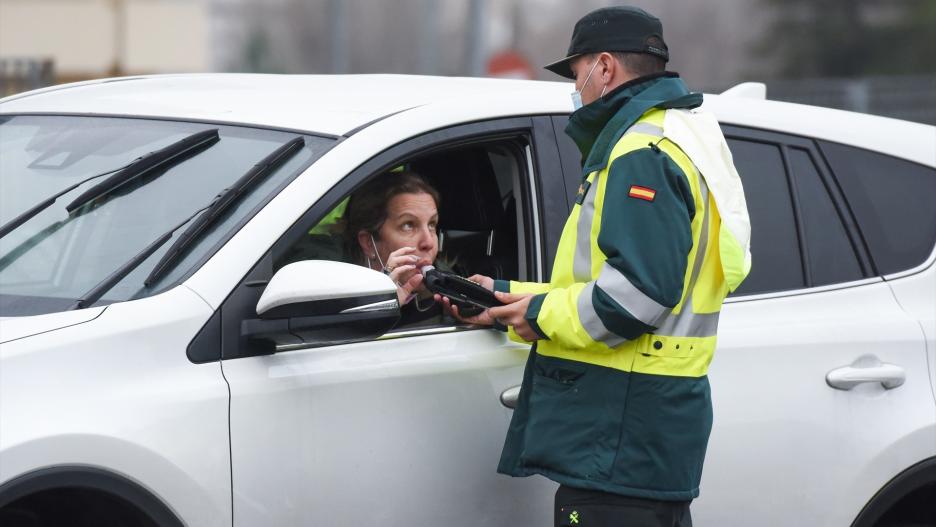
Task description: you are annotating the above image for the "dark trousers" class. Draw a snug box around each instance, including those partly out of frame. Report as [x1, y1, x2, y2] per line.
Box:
[555, 485, 693, 527]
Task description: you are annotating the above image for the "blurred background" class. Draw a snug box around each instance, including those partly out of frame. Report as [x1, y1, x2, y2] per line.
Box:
[1, 0, 934, 123]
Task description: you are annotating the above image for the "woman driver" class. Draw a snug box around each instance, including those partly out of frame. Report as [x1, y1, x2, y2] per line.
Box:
[346, 171, 447, 326]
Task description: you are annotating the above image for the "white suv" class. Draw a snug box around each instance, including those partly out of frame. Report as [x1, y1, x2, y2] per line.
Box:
[0, 75, 934, 526]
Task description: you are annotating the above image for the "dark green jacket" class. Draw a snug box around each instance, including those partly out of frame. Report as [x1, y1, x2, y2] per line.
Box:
[496, 73, 711, 501]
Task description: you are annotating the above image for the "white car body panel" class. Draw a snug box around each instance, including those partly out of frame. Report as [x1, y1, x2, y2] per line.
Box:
[0, 74, 571, 138]
[884, 255, 936, 404]
[1, 74, 934, 525]
[698, 279, 934, 525]
[224, 329, 556, 526]
[0, 306, 105, 344]
[0, 286, 230, 526]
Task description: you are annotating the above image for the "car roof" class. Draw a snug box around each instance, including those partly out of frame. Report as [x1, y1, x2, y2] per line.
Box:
[1, 73, 933, 167]
[0, 74, 570, 137]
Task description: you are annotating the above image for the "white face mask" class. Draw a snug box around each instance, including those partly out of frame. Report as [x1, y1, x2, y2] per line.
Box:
[570, 58, 606, 111]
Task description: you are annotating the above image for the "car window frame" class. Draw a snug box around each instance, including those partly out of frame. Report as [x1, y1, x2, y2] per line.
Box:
[816, 138, 936, 280]
[541, 116, 887, 302]
[550, 114, 585, 212]
[531, 116, 570, 278]
[719, 126, 878, 302]
[199, 116, 556, 363]
[550, 117, 878, 291]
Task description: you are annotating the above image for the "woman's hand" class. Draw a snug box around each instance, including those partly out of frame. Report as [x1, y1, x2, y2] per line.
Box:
[384, 246, 429, 305]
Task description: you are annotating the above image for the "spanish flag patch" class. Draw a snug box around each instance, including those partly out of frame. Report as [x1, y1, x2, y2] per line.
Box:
[628, 185, 656, 202]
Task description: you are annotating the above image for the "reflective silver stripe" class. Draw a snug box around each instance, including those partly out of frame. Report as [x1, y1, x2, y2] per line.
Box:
[573, 175, 596, 281]
[654, 310, 720, 338]
[595, 261, 671, 327]
[577, 281, 627, 348]
[653, 174, 720, 338]
[625, 122, 664, 138]
[572, 121, 662, 282]
[685, 176, 710, 302]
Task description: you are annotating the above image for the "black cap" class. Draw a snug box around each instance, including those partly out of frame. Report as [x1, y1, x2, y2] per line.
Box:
[544, 6, 669, 79]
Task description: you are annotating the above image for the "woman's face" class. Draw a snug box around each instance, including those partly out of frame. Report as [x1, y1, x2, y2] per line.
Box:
[361, 191, 439, 268]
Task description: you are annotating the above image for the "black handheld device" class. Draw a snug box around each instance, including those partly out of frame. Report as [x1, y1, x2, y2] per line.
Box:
[420, 266, 502, 315]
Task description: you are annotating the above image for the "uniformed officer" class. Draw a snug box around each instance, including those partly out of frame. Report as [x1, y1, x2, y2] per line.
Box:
[441, 6, 752, 526]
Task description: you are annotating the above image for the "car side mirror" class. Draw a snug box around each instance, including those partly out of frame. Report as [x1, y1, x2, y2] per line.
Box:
[242, 260, 400, 353]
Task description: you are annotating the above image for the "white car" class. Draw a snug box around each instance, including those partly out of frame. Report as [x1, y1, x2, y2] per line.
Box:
[0, 74, 933, 527]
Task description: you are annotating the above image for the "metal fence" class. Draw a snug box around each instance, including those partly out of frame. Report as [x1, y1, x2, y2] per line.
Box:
[763, 75, 936, 126]
[0, 58, 56, 98]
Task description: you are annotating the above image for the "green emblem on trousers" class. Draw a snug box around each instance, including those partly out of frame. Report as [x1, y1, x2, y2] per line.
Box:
[569, 510, 580, 524]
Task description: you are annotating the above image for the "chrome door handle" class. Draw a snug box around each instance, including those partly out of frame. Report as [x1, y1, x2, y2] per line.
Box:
[500, 385, 521, 409]
[826, 357, 906, 390]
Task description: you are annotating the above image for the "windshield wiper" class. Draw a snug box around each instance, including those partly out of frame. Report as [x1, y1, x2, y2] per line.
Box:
[0, 129, 220, 240]
[65, 129, 221, 213]
[69, 136, 304, 310]
[69, 203, 214, 310]
[0, 166, 127, 240]
[143, 137, 306, 288]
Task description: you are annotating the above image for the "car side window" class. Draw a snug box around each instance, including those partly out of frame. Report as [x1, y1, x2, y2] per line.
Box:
[727, 138, 806, 295]
[787, 147, 864, 286]
[207, 119, 544, 362]
[820, 141, 936, 275]
[272, 139, 533, 332]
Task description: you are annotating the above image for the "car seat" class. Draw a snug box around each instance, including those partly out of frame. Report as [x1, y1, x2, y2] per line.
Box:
[413, 147, 516, 280]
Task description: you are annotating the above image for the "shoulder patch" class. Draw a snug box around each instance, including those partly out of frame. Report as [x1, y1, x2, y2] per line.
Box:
[628, 185, 656, 202]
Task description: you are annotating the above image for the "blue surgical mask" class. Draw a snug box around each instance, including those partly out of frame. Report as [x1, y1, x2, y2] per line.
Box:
[570, 58, 606, 111]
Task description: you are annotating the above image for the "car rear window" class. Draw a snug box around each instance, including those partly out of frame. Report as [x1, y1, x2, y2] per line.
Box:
[819, 141, 936, 275]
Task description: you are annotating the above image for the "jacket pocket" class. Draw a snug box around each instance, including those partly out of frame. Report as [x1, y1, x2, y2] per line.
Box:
[520, 356, 626, 481]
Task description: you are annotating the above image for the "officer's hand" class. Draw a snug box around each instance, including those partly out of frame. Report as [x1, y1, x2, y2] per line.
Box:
[487, 291, 539, 341]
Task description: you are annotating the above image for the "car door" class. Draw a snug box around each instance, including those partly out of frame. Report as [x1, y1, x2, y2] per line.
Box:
[693, 129, 933, 526]
[217, 118, 563, 526]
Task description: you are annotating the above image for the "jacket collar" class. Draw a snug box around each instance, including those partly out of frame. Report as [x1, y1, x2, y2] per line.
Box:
[565, 72, 702, 175]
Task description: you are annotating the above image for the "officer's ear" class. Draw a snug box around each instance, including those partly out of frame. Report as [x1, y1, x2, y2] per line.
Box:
[597, 52, 617, 83]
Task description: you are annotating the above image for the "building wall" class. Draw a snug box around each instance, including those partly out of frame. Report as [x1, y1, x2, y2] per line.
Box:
[0, 0, 210, 78]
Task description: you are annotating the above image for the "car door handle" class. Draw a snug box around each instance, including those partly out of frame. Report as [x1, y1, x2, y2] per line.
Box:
[826, 358, 906, 390]
[500, 385, 521, 409]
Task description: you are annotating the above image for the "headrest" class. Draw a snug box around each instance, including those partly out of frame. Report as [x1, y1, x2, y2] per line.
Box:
[413, 148, 505, 231]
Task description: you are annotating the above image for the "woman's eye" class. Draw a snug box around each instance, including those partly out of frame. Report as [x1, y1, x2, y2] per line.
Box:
[429, 222, 437, 231]
[401, 222, 413, 231]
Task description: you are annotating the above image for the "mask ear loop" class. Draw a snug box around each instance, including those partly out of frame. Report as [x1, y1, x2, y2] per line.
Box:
[369, 233, 386, 272]
[591, 56, 607, 99]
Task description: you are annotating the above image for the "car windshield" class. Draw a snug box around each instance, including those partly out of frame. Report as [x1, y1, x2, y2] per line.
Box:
[0, 115, 333, 316]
